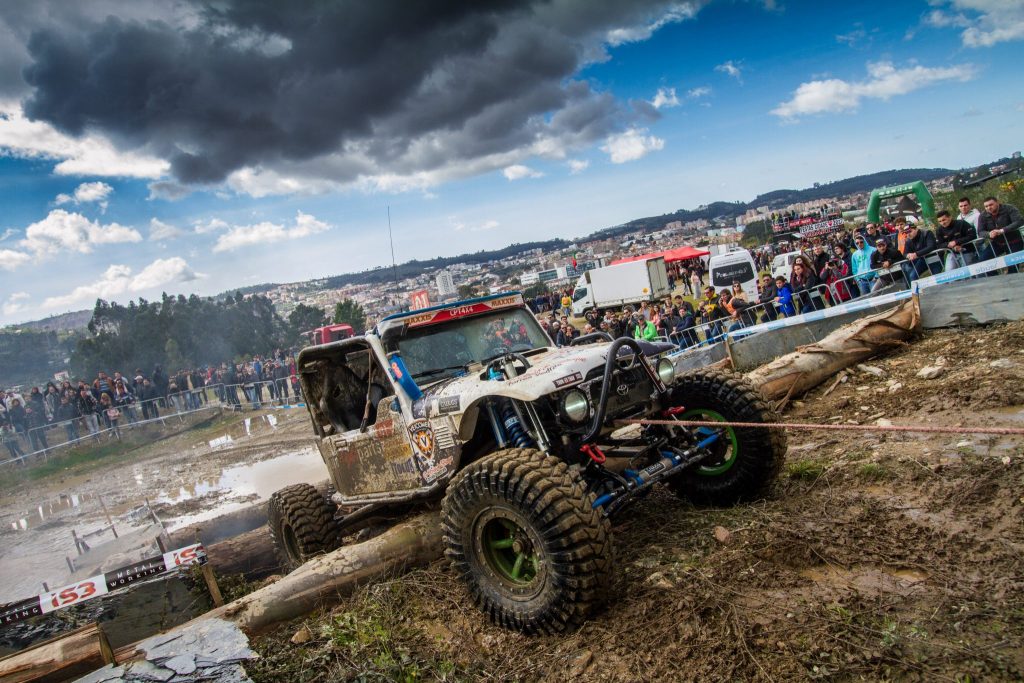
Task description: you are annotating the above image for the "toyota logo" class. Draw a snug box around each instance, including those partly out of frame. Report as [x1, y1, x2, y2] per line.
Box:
[616, 384, 629, 397]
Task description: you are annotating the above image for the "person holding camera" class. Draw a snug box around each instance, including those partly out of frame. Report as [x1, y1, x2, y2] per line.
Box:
[819, 254, 852, 303]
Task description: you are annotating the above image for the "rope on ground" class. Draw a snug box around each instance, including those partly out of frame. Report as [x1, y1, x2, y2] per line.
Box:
[616, 418, 1024, 436]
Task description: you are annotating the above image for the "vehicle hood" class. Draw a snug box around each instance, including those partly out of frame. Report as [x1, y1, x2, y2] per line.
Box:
[410, 344, 616, 420]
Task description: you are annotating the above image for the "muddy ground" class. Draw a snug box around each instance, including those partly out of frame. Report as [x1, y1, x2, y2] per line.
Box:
[247, 322, 1024, 682]
[0, 407, 327, 603]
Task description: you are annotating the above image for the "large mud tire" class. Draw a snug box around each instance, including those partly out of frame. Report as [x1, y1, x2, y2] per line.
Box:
[441, 448, 612, 634]
[268, 483, 339, 572]
[666, 369, 787, 506]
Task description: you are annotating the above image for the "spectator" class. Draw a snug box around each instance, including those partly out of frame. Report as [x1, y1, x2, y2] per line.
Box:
[560, 291, 572, 317]
[863, 223, 883, 245]
[789, 258, 819, 314]
[675, 306, 698, 348]
[870, 238, 906, 292]
[44, 383, 60, 422]
[851, 234, 877, 297]
[56, 396, 79, 442]
[99, 393, 121, 440]
[138, 378, 160, 420]
[25, 403, 48, 452]
[112, 379, 137, 423]
[7, 398, 27, 443]
[757, 274, 778, 322]
[935, 209, 977, 270]
[76, 388, 101, 441]
[2, 420, 25, 462]
[819, 255, 852, 303]
[774, 276, 796, 317]
[979, 196, 1023, 269]
[632, 313, 658, 341]
[900, 222, 938, 281]
[957, 197, 981, 232]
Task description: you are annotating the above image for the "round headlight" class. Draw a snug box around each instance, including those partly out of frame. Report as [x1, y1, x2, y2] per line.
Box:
[561, 389, 590, 423]
[657, 358, 675, 385]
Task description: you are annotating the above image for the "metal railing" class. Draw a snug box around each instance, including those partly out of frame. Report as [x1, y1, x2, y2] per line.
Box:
[671, 227, 1022, 353]
[2, 377, 306, 468]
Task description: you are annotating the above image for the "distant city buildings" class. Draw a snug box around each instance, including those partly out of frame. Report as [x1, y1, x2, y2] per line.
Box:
[436, 270, 457, 298]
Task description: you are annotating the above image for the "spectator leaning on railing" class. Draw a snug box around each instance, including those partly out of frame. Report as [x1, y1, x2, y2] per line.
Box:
[851, 234, 876, 297]
[869, 237, 906, 293]
[935, 210, 977, 270]
[978, 196, 1023, 272]
[900, 222, 937, 281]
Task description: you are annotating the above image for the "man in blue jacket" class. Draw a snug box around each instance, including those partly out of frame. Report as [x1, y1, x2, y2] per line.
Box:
[850, 234, 876, 297]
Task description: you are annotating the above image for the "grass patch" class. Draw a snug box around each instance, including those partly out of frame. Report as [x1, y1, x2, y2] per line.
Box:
[248, 581, 462, 683]
[857, 462, 893, 481]
[786, 459, 825, 480]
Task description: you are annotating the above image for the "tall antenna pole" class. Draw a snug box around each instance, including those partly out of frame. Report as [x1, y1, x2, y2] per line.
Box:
[387, 205, 399, 293]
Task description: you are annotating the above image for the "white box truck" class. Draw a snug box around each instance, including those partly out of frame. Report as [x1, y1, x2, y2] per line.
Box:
[571, 257, 670, 316]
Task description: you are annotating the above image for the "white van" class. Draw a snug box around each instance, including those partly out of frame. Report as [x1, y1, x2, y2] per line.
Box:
[708, 249, 759, 301]
[771, 251, 800, 282]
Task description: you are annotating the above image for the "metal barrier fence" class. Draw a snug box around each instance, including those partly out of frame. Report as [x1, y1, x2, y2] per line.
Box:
[2, 378, 305, 469]
[669, 228, 1021, 352]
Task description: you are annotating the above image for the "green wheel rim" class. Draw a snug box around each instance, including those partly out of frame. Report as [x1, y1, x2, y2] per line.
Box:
[680, 408, 739, 476]
[479, 516, 540, 585]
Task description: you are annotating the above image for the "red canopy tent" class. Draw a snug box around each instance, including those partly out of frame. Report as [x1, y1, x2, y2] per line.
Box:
[610, 246, 710, 265]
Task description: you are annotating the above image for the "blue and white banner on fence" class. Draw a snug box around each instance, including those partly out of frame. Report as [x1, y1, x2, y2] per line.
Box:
[0, 543, 206, 628]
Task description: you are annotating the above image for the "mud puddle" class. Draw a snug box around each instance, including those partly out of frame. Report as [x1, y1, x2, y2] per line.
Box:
[154, 448, 327, 531]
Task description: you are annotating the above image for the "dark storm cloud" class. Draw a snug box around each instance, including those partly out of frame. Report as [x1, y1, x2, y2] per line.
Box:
[5, 0, 697, 187]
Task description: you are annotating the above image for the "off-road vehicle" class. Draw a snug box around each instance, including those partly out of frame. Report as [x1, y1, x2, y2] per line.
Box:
[269, 293, 786, 633]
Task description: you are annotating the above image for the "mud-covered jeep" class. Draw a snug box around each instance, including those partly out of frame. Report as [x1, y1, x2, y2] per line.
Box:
[269, 293, 785, 633]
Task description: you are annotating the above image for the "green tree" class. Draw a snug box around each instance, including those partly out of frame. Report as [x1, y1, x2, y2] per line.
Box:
[457, 284, 476, 299]
[333, 298, 366, 331]
[288, 304, 328, 344]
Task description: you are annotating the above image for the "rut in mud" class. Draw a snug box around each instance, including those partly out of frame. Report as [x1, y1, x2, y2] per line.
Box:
[247, 321, 1024, 682]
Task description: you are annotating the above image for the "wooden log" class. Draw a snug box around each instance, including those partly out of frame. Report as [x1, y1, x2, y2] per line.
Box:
[203, 525, 280, 579]
[745, 298, 920, 403]
[0, 623, 107, 683]
[111, 510, 443, 664]
[207, 511, 443, 635]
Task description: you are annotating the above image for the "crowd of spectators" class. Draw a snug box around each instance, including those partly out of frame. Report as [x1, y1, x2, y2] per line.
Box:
[544, 195, 1021, 352]
[1, 350, 305, 461]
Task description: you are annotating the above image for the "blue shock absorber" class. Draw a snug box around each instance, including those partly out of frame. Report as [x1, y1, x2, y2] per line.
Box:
[499, 399, 533, 449]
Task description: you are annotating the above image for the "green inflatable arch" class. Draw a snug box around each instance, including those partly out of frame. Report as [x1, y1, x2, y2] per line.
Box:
[866, 181, 936, 224]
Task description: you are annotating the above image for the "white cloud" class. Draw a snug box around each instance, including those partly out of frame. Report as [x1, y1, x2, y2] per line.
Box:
[715, 61, 743, 82]
[2, 292, 29, 316]
[55, 181, 114, 211]
[42, 257, 202, 310]
[149, 218, 185, 241]
[568, 159, 590, 174]
[606, 4, 700, 46]
[502, 164, 544, 180]
[927, 1, 1024, 47]
[0, 228, 15, 242]
[18, 210, 142, 260]
[836, 27, 868, 45]
[449, 217, 500, 232]
[600, 128, 665, 164]
[193, 218, 230, 234]
[212, 211, 330, 252]
[651, 87, 680, 109]
[687, 86, 711, 98]
[0, 102, 168, 179]
[771, 61, 977, 120]
[0, 249, 30, 270]
[472, 220, 500, 232]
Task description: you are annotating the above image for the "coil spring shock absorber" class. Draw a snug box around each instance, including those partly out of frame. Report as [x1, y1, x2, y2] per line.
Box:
[499, 398, 534, 449]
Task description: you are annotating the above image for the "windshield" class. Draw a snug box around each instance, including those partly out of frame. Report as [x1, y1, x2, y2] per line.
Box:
[395, 308, 551, 380]
[711, 261, 755, 287]
[572, 287, 588, 302]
